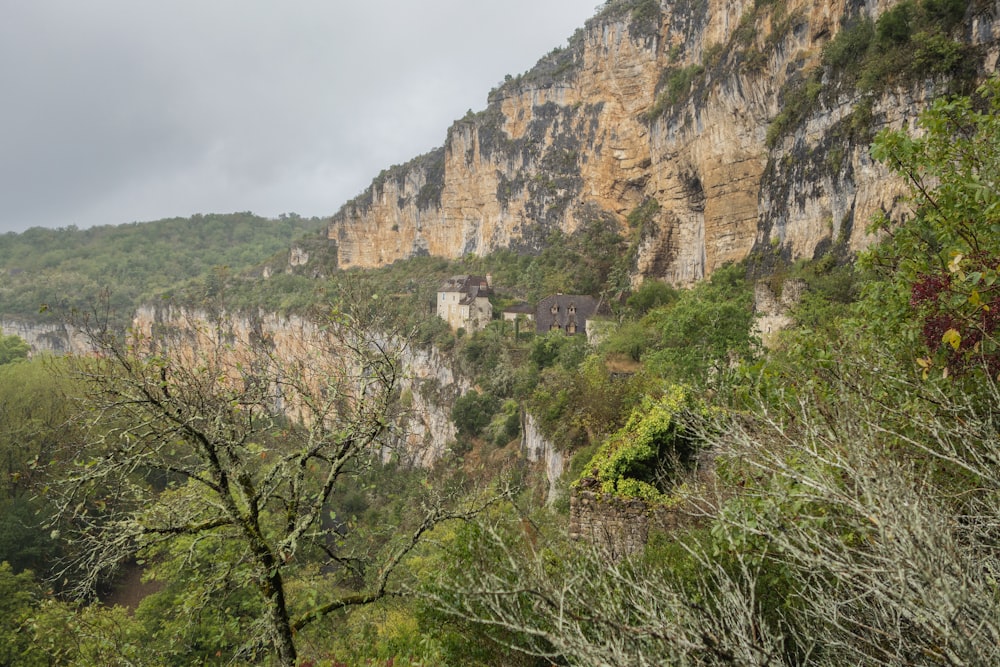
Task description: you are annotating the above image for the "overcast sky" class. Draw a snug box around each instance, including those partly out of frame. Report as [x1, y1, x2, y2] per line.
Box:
[0, 1, 599, 233]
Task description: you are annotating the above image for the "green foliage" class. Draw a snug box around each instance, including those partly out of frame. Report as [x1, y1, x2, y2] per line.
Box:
[486, 400, 522, 446]
[598, 318, 656, 362]
[627, 0, 663, 40]
[452, 390, 501, 439]
[0, 329, 29, 365]
[593, 0, 664, 42]
[527, 351, 649, 454]
[0, 358, 78, 578]
[419, 512, 577, 667]
[643, 263, 758, 385]
[575, 385, 704, 500]
[0, 498, 56, 576]
[625, 279, 678, 317]
[645, 65, 706, 120]
[876, 1, 915, 45]
[766, 71, 823, 148]
[22, 598, 149, 665]
[0, 562, 44, 666]
[133, 532, 264, 665]
[528, 330, 586, 371]
[822, 0, 974, 96]
[0, 212, 325, 323]
[823, 17, 875, 73]
[759, 252, 861, 340]
[864, 76, 1000, 377]
[770, 1, 975, 149]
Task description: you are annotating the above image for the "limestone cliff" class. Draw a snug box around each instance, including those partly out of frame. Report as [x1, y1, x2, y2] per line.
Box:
[131, 305, 464, 467]
[0, 318, 89, 355]
[329, 0, 1000, 284]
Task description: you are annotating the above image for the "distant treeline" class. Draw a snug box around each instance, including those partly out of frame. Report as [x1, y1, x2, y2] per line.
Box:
[0, 212, 327, 324]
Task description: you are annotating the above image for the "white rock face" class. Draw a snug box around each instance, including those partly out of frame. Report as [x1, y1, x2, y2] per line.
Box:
[395, 345, 468, 467]
[523, 414, 565, 506]
[130, 305, 467, 469]
[753, 279, 806, 348]
[0, 318, 90, 355]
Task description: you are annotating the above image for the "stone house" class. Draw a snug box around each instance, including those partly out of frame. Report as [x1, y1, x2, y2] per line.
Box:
[501, 302, 535, 324]
[436, 275, 493, 332]
[535, 294, 597, 335]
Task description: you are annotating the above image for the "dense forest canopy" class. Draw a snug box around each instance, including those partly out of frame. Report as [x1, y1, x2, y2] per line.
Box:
[0, 212, 325, 324]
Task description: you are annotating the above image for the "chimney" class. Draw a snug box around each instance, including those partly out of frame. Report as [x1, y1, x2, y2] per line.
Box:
[486, 273, 493, 288]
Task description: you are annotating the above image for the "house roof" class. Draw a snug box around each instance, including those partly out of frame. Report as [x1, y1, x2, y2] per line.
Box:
[535, 294, 598, 333]
[459, 288, 487, 306]
[438, 274, 491, 295]
[502, 302, 535, 315]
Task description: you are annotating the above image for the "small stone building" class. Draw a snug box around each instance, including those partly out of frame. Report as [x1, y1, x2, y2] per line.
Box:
[501, 302, 535, 324]
[436, 275, 493, 332]
[535, 294, 597, 335]
[501, 302, 535, 339]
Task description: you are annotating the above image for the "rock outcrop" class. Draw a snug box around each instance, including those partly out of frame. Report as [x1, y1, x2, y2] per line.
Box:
[131, 305, 463, 467]
[0, 318, 90, 355]
[329, 0, 1000, 285]
[522, 414, 565, 505]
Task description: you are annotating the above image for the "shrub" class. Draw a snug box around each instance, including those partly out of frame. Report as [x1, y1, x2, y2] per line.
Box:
[575, 385, 704, 500]
[451, 391, 501, 439]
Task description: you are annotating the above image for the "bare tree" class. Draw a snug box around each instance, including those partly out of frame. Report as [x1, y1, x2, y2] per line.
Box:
[705, 358, 1000, 666]
[49, 302, 488, 666]
[421, 508, 794, 667]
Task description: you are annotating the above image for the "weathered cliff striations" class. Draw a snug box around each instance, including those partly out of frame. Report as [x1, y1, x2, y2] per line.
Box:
[522, 414, 565, 505]
[0, 318, 90, 355]
[329, 0, 1000, 284]
[131, 306, 464, 467]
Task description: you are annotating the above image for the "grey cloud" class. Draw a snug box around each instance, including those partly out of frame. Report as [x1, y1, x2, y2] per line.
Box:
[0, 0, 598, 232]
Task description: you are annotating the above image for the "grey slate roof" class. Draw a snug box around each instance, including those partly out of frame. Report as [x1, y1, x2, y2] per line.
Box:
[438, 275, 492, 301]
[535, 294, 597, 334]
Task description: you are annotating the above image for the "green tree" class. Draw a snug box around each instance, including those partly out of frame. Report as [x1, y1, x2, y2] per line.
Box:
[0, 359, 76, 576]
[625, 278, 678, 317]
[0, 562, 44, 666]
[644, 263, 758, 385]
[575, 384, 704, 501]
[866, 76, 1000, 377]
[452, 390, 501, 439]
[0, 329, 29, 365]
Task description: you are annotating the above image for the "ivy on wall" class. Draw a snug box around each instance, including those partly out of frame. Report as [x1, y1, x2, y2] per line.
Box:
[574, 384, 706, 501]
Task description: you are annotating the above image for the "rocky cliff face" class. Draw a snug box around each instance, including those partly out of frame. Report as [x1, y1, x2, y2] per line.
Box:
[522, 414, 565, 505]
[329, 0, 1000, 284]
[0, 318, 90, 355]
[131, 305, 464, 467]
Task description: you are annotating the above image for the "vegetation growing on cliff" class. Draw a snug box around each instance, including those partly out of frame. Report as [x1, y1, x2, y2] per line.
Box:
[766, 0, 977, 149]
[593, 0, 664, 43]
[2, 38, 1000, 667]
[416, 76, 1000, 667]
[0, 328, 29, 365]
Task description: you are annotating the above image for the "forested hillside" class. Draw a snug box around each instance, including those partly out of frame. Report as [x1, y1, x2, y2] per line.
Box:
[1, 77, 998, 665]
[0, 212, 324, 325]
